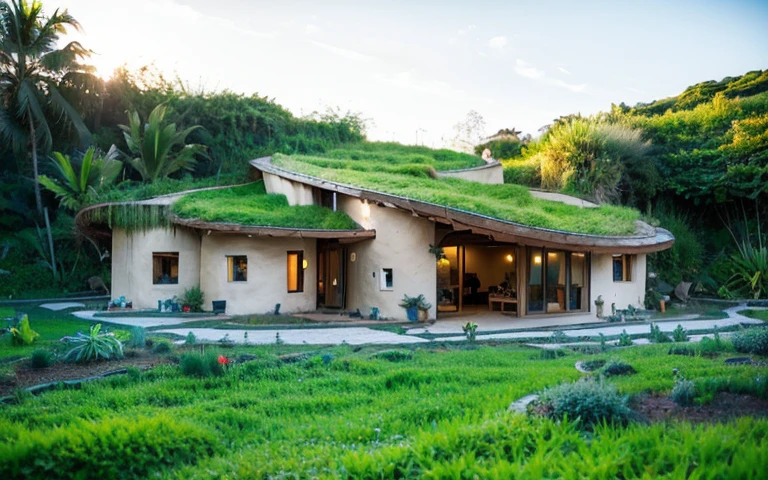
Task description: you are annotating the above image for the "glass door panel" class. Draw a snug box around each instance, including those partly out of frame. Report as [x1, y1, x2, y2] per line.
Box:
[527, 248, 544, 313]
[569, 253, 586, 311]
[545, 251, 566, 313]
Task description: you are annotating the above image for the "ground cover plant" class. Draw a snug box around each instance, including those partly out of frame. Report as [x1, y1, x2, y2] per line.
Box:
[273, 153, 641, 236]
[171, 181, 360, 230]
[0, 342, 766, 479]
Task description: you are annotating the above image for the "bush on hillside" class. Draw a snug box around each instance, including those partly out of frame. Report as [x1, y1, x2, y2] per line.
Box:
[731, 327, 768, 355]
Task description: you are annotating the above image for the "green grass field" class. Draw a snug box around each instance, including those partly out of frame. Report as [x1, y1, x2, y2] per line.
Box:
[1, 339, 766, 479]
[741, 309, 768, 321]
[0, 308, 93, 360]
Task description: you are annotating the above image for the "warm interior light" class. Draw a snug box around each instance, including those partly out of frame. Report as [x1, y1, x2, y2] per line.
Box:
[534, 255, 542, 264]
[302, 259, 308, 269]
[505, 254, 514, 263]
[438, 258, 450, 266]
[361, 199, 371, 220]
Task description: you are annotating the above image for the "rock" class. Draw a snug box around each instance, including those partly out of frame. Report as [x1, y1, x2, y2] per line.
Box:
[508, 394, 539, 413]
[725, 357, 753, 365]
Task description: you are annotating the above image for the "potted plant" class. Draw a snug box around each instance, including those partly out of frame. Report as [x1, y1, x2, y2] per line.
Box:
[399, 294, 432, 322]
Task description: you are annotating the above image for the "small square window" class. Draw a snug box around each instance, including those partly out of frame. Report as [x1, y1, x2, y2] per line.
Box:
[227, 256, 247, 282]
[381, 268, 394, 290]
[153, 252, 179, 284]
[287, 251, 304, 293]
[612, 254, 633, 282]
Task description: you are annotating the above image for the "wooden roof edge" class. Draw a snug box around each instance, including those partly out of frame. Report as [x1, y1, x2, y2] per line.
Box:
[249, 156, 675, 252]
[171, 215, 376, 239]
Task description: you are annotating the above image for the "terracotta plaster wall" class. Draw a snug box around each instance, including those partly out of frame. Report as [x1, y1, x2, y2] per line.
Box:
[199, 233, 317, 315]
[111, 227, 201, 309]
[263, 172, 315, 206]
[590, 253, 647, 311]
[339, 195, 437, 320]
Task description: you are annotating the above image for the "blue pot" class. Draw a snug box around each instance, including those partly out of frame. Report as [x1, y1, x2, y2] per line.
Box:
[406, 306, 419, 322]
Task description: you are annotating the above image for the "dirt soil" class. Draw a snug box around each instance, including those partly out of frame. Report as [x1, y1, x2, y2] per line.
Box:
[632, 392, 768, 424]
[0, 353, 171, 397]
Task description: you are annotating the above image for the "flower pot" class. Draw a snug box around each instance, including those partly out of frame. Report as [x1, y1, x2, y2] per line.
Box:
[182, 305, 191, 313]
[406, 306, 419, 322]
[417, 308, 428, 322]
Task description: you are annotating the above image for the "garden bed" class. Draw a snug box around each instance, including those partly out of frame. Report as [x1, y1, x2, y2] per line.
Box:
[632, 392, 768, 424]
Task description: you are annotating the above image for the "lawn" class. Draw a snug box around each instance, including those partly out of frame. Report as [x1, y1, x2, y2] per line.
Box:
[272, 153, 642, 236]
[741, 309, 768, 321]
[1, 339, 766, 479]
[172, 181, 361, 230]
[0, 308, 94, 360]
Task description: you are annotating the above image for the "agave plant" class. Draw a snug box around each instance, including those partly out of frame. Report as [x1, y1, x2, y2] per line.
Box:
[726, 240, 768, 300]
[120, 104, 204, 183]
[64, 323, 123, 362]
[39, 146, 122, 211]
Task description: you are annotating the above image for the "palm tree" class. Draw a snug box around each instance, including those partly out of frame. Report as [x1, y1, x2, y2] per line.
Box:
[0, 0, 93, 216]
[120, 104, 203, 182]
[39, 145, 122, 211]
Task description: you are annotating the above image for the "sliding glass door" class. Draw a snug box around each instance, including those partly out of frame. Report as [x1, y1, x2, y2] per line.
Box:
[527, 248, 588, 314]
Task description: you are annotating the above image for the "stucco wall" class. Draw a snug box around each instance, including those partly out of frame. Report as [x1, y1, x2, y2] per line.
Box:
[438, 162, 504, 184]
[263, 172, 315, 206]
[340, 195, 437, 321]
[199, 234, 317, 315]
[111, 228, 201, 309]
[590, 253, 647, 311]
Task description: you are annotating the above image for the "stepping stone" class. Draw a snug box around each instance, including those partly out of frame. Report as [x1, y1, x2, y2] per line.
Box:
[724, 357, 753, 365]
[508, 394, 539, 413]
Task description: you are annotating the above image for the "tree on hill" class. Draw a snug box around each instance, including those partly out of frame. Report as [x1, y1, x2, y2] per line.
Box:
[0, 0, 94, 216]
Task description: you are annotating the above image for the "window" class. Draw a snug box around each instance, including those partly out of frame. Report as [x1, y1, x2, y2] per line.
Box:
[287, 251, 304, 292]
[613, 254, 633, 282]
[227, 256, 247, 282]
[153, 252, 179, 284]
[381, 268, 394, 291]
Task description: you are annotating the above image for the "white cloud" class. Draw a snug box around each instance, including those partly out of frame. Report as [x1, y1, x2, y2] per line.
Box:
[374, 71, 492, 104]
[309, 40, 375, 62]
[477, 51, 487, 57]
[624, 86, 646, 94]
[515, 59, 586, 93]
[557, 66, 571, 75]
[305, 24, 321, 35]
[458, 24, 476, 36]
[487, 36, 507, 49]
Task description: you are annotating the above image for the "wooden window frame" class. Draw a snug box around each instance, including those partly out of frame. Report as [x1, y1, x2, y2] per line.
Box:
[152, 252, 179, 285]
[227, 255, 248, 283]
[612, 254, 634, 282]
[287, 251, 304, 293]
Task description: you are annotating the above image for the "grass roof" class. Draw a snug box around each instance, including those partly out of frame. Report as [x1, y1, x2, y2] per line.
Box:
[171, 182, 361, 230]
[313, 142, 484, 172]
[272, 146, 643, 236]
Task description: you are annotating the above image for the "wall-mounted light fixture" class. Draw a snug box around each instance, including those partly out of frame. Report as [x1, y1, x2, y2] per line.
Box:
[534, 255, 542, 265]
[361, 199, 371, 221]
[302, 259, 308, 269]
[505, 254, 514, 263]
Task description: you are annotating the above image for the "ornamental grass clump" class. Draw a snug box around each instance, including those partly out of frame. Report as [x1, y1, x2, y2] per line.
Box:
[64, 324, 123, 362]
[536, 378, 631, 429]
[671, 378, 696, 407]
[732, 327, 768, 355]
[30, 349, 54, 369]
[180, 352, 224, 378]
[672, 324, 689, 342]
[649, 323, 671, 343]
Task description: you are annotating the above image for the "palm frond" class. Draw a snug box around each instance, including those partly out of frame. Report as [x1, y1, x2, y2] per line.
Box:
[47, 81, 91, 146]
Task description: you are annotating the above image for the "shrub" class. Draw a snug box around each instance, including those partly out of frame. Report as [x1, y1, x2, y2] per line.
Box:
[649, 323, 671, 343]
[668, 345, 696, 356]
[185, 331, 197, 345]
[671, 378, 695, 407]
[672, 324, 689, 342]
[373, 350, 413, 362]
[731, 327, 768, 355]
[30, 349, 54, 369]
[537, 379, 631, 428]
[462, 322, 478, 342]
[580, 359, 606, 371]
[127, 327, 146, 348]
[180, 352, 224, 378]
[152, 339, 174, 354]
[601, 360, 636, 377]
[539, 349, 566, 360]
[182, 286, 205, 312]
[64, 324, 123, 362]
[0, 416, 218, 479]
[10, 315, 39, 346]
[618, 330, 633, 346]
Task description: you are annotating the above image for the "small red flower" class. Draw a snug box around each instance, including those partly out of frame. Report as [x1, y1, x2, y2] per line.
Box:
[218, 355, 231, 365]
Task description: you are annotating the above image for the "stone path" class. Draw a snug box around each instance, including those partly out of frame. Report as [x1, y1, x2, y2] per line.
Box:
[69, 304, 766, 347]
[155, 327, 430, 345]
[40, 302, 85, 311]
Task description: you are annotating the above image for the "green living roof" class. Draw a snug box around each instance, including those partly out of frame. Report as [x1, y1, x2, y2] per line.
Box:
[171, 181, 361, 230]
[270, 143, 642, 236]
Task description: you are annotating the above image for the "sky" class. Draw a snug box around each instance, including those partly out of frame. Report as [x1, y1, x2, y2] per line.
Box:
[47, 0, 768, 147]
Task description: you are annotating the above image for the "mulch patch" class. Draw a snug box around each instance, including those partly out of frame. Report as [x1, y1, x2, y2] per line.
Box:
[632, 392, 768, 424]
[0, 352, 171, 397]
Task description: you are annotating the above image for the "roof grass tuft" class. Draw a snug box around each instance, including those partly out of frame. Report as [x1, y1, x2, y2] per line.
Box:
[172, 182, 361, 230]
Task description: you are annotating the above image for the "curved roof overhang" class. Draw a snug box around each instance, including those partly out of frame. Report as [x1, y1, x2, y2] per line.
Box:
[250, 156, 674, 254]
[75, 188, 376, 244]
